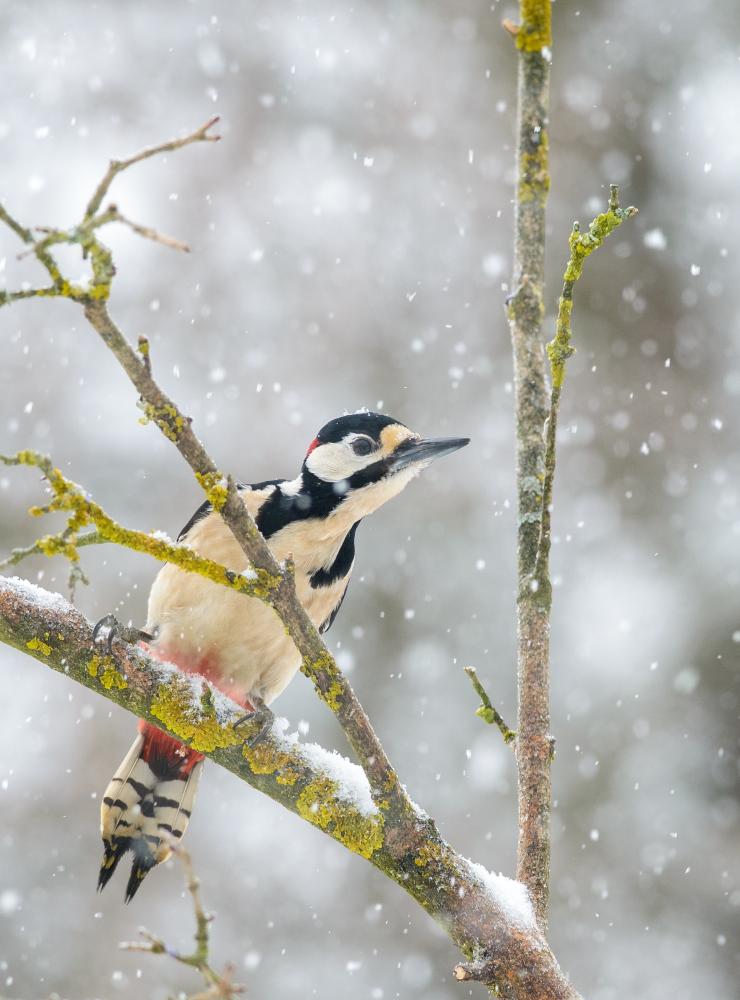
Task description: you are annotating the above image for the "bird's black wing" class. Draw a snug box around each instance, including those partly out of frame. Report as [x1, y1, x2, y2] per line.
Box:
[311, 522, 359, 634]
[319, 585, 350, 635]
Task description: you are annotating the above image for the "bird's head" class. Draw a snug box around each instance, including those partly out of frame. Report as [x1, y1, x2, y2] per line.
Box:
[300, 411, 469, 520]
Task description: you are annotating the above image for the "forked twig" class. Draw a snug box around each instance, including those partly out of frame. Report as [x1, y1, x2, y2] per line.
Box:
[84, 116, 221, 220]
[120, 843, 244, 999]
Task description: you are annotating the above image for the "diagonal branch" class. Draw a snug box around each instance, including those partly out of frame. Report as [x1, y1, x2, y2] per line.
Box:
[464, 666, 516, 746]
[0, 574, 582, 1000]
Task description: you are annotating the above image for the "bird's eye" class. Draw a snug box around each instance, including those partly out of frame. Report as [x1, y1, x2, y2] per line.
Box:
[351, 437, 374, 457]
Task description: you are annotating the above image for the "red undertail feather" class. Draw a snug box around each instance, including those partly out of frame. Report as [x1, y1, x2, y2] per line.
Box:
[98, 722, 204, 902]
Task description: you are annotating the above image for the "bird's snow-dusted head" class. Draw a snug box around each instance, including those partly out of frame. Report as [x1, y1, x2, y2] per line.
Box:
[302, 411, 469, 519]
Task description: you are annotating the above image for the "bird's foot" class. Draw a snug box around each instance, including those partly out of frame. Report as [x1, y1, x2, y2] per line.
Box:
[93, 613, 153, 654]
[234, 694, 275, 747]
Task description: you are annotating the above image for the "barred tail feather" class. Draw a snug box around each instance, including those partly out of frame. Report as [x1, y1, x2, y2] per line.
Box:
[99, 723, 204, 901]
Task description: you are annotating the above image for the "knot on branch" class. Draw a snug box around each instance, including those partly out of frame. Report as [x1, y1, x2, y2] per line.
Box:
[453, 951, 503, 986]
[506, 274, 544, 326]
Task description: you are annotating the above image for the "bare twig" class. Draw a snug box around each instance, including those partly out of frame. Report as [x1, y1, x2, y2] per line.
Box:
[95, 205, 191, 252]
[534, 185, 637, 582]
[464, 667, 516, 745]
[84, 116, 221, 220]
[120, 843, 244, 999]
[0, 203, 65, 288]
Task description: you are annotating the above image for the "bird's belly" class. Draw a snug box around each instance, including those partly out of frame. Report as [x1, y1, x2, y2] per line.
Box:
[146, 563, 346, 706]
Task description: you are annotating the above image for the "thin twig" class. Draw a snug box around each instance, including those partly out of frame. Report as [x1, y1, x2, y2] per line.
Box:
[110, 209, 191, 252]
[464, 666, 516, 745]
[91, 205, 191, 252]
[0, 528, 103, 571]
[0, 204, 65, 287]
[84, 116, 221, 220]
[0, 285, 59, 305]
[534, 185, 637, 582]
[120, 843, 244, 999]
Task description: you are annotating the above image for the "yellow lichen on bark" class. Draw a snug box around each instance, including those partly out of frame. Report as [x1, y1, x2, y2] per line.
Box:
[150, 678, 241, 753]
[516, 0, 552, 52]
[297, 777, 384, 859]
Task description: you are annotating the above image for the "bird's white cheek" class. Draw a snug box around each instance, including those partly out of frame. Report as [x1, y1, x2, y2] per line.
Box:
[306, 442, 364, 482]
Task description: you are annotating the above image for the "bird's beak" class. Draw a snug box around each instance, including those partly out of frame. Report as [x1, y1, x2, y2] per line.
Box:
[389, 436, 470, 473]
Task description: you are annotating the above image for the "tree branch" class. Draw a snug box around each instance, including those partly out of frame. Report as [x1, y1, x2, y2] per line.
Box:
[0, 450, 282, 603]
[0, 528, 103, 572]
[0, 575, 582, 1000]
[505, 0, 553, 930]
[534, 186, 637, 582]
[464, 666, 516, 745]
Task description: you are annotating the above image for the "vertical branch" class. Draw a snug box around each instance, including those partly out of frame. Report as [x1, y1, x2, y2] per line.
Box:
[505, 0, 553, 929]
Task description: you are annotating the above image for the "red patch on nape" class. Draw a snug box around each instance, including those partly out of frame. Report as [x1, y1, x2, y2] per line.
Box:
[306, 436, 320, 457]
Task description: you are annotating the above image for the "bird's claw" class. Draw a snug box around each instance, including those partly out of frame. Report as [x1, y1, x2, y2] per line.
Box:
[93, 613, 153, 654]
[234, 695, 275, 747]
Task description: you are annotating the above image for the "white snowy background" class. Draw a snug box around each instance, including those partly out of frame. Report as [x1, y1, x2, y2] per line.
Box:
[1, 1, 739, 998]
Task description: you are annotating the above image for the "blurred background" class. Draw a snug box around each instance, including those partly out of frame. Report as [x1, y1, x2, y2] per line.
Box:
[1, 0, 738, 997]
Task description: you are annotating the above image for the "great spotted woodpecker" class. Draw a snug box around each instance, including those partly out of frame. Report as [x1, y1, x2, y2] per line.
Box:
[96, 411, 468, 900]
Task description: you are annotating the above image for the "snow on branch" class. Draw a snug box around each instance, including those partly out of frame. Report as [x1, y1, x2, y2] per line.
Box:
[0, 574, 581, 999]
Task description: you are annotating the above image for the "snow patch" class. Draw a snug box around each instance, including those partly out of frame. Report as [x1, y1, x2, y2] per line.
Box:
[1, 575, 69, 613]
[272, 720, 376, 816]
[463, 858, 536, 928]
[150, 529, 174, 544]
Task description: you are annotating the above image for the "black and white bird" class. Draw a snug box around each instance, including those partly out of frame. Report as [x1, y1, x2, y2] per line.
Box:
[97, 411, 469, 900]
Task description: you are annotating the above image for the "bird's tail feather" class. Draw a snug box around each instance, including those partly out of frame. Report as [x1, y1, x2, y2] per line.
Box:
[99, 723, 204, 901]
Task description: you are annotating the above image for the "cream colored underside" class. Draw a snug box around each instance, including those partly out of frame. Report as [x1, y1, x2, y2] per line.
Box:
[146, 468, 417, 705]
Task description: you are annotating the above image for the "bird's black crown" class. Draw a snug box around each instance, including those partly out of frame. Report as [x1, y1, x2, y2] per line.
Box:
[314, 411, 404, 446]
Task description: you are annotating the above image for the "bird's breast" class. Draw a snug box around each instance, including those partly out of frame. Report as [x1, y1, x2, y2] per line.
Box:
[145, 501, 353, 705]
